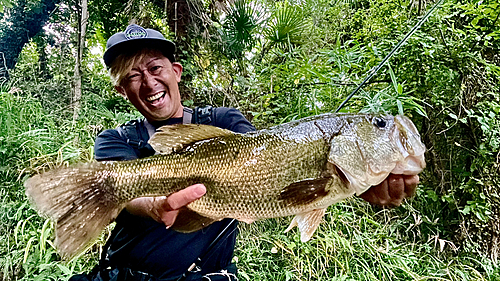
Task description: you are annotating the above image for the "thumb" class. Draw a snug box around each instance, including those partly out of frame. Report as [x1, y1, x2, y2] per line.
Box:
[165, 184, 206, 210]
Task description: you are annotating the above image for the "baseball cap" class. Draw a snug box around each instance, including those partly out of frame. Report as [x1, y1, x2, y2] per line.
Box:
[103, 24, 176, 67]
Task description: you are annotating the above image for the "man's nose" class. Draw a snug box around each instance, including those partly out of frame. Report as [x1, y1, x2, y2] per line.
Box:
[141, 72, 156, 89]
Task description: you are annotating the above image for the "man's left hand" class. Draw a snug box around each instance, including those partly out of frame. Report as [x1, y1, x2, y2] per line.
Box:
[359, 174, 419, 207]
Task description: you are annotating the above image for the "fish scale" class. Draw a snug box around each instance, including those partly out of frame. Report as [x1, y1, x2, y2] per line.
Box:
[25, 113, 426, 259]
[106, 132, 330, 220]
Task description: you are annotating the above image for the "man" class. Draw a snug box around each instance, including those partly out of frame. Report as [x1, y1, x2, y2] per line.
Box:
[87, 24, 419, 281]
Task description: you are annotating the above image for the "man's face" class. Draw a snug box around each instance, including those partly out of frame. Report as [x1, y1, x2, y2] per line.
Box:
[116, 53, 183, 122]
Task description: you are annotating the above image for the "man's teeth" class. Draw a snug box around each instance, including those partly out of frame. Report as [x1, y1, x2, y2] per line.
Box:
[146, 92, 164, 102]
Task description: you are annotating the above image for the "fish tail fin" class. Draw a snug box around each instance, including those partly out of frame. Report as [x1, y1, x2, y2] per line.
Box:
[25, 163, 122, 259]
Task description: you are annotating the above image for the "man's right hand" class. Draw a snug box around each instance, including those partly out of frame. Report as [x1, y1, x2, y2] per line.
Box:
[126, 184, 207, 227]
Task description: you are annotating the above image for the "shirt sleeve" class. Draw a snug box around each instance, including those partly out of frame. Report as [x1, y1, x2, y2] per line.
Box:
[94, 129, 139, 161]
[214, 108, 255, 133]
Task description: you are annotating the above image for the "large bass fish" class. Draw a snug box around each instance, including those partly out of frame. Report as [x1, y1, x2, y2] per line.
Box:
[25, 113, 426, 259]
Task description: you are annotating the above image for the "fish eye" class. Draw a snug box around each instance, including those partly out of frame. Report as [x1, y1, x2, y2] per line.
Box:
[373, 117, 387, 128]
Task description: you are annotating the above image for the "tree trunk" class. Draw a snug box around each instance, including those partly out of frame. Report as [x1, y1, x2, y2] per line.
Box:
[34, 35, 52, 80]
[166, 0, 189, 40]
[151, 0, 225, 100]
[73, 0, 88, 123]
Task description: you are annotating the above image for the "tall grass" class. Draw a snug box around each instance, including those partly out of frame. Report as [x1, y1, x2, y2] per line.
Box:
[236, 199, 499, 280]
[0, 90, 132, 280]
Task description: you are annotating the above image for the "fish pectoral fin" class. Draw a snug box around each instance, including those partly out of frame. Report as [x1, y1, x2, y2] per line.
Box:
[284, 208, 326, 242]
[149, 124, 235, 154]
[278, 177, 331, 206]
[170, 207, 218, 233]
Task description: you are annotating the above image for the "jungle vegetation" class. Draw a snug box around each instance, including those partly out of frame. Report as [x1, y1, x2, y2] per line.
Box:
[0, 0, 499, 280]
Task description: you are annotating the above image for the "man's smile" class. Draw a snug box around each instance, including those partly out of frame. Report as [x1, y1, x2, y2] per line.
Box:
[146, 91, 166, 104]
[117, 54, 184, 120]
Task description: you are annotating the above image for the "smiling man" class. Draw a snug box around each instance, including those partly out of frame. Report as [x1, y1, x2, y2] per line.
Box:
[112, 49, 183, 121]
[71, 24, 419, 281]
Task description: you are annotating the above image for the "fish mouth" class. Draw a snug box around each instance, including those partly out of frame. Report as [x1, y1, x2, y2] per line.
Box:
[370, 115, 426, 182]
[333, 154, 425, 196]
[361, 154, 425, 191]
[390, 156, 424, 176]
[332, 115, 426, 195]
[390, 115, 426, 175]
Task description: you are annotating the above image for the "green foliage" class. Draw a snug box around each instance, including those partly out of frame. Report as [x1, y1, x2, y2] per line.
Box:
[0, 91, 91, 280]
[0, 30, 139, 279]
[241, 46, 359, 127]
[0, 0, 13, 13]
[265, 1, 308, 48]
[0, 83, 137, 279]
[359, 65, 427, 117]
[220, 0, 265, 60]
[403, 0, 500, 256]
[2, 0, 500, 279]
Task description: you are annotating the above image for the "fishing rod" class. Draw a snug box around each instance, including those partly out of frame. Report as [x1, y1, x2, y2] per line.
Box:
[335, 0, 446, 113]
[179, 2, 447, 279]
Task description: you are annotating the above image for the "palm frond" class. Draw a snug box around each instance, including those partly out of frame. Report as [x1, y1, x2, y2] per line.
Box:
[221, 0, 266, 60]
[265, 1, 308, 48]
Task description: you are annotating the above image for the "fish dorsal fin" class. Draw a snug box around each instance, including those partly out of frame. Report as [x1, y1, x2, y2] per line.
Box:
[284, 208, 326, 242]
[149, 124, 235, 154]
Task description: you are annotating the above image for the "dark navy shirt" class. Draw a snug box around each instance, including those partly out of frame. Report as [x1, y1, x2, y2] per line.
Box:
[94, 108, 255, 280]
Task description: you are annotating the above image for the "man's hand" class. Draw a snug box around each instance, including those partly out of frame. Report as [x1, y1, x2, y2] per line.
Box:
[359, 174, 419, 207]
[126, 184, 206, 227]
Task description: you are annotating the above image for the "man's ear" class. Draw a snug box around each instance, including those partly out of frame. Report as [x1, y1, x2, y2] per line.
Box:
[115, 85, 127, 98]
[171, 62, 183, 83]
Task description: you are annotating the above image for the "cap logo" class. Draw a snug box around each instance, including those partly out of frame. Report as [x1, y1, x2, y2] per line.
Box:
[124, 25, 148, 40]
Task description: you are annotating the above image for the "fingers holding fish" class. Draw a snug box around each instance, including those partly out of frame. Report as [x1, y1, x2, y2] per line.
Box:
[152, 184, 207, 227]
[388, 174, 406, 206]
[403, 174, 419, 197]
[360, 174, 418, 207]
[359, 177, 393, 206]
[167, 184, 207, 210]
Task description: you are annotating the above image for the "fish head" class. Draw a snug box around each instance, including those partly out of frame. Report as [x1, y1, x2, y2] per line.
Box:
[328, 114, 426, 195]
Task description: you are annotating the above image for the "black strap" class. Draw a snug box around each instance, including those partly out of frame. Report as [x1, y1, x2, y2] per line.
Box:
[193, 106, 214, 125]
[119, 106, 215, 151]
[119, 119, 147, 149]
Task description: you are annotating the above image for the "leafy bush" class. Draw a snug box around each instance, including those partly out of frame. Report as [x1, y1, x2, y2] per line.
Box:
[0, 59, 138, 280]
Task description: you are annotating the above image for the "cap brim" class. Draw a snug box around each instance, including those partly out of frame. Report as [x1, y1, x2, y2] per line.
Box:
[103, 38, 176, 67]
